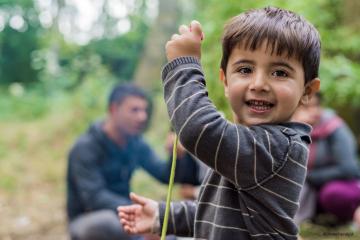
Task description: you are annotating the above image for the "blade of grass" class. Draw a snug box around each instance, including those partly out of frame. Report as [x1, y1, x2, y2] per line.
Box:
[161, 134, 178, 240]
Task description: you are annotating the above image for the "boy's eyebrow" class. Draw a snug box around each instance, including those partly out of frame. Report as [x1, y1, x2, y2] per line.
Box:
[270, 61, 296, 72]
[232, 59, 255, 67]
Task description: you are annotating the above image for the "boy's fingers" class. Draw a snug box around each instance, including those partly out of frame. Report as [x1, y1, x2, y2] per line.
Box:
[130, 192, 148, 206]
[121, 218, 137, 233]
[120, 218, 129, 226]
[179, 24, 189, 34]
[190, 20, 204, 40]
[121, 218, 133, 226]
[171, 34, 180, 40]
[123, 225, 133, 234]
[119, 212, 130, 220]
[118, 205, 137, 213]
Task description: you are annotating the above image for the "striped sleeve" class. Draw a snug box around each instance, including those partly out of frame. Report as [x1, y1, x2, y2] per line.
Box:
[159, 201, 196, 237]
[161, 57, 306, 189]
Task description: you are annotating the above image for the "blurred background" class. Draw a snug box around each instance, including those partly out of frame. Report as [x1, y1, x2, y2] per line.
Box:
[0, 0, 359, 239]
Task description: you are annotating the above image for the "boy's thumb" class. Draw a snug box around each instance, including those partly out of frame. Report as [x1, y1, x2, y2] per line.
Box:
[130, 192, 148, 206]
[190, 20, 204, 40]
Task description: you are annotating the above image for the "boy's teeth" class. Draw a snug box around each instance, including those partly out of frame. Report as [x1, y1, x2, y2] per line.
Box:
[248, 100, 273, 110]
[249, 100, 271, 106]
[252, 105, 270, 110]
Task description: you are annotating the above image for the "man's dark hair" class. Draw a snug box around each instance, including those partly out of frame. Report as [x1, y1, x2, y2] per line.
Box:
[221, 6, 321, 84]
[108, 83, 153, 127]
[108, 83, 149, 107]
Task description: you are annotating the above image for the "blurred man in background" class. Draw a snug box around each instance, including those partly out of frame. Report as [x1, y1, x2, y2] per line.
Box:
[67, 83, 188, 240]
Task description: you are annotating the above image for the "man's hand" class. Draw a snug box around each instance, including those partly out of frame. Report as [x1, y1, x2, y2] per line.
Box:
[118, 192, 159, 235]
[165, 20, 204, 62]
[179, 184, 198, 200]
[165, 131, 187, 158]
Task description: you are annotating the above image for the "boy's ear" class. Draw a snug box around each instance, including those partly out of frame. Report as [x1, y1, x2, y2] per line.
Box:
[219, 68, 229, 98]
[300, 78, 320, 105]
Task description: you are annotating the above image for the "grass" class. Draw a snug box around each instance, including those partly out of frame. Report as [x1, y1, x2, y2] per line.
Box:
[300, 222, 359, 239]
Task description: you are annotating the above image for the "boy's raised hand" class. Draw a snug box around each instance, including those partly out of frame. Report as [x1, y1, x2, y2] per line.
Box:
[165, 20, 204, 62]
[118, 192, 159, 235]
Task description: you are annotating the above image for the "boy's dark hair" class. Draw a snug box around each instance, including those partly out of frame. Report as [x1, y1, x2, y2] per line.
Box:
[108, 83, 148, 107]
[221, 6, 320, 84]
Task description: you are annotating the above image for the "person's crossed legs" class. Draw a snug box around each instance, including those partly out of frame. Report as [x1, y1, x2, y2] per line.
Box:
[319, 180, 360, 222]
[69, 210, 139, 240]
[69, 209, 177, 240]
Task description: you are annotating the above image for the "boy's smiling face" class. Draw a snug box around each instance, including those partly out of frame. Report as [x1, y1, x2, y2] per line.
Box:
[220, 42, 319, 126]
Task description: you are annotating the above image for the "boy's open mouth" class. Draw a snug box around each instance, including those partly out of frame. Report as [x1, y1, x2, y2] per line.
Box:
[246, 100, 274, 112]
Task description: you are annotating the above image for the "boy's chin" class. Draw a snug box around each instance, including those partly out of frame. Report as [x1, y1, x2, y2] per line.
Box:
[235, 117, 279, 126]
[233, 112, 292, 126]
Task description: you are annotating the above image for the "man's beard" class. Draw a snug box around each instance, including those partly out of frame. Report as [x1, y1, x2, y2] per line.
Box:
[117, 126, 143, 139]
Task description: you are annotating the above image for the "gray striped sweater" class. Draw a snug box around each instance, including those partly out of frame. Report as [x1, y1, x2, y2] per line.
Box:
[159, 57, 311, 240]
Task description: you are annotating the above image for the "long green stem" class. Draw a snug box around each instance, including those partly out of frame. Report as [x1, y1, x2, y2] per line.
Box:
[160, 134, 178, 240]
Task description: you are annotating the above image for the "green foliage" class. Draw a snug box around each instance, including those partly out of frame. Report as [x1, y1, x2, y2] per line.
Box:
[0, 0, 41, 85]
[86, 18, 149, 81]
[0, 0, 151, 120]
[0, 0, 150, 93]
[0, 87, 48, 120]
[194, 0, 360, 114]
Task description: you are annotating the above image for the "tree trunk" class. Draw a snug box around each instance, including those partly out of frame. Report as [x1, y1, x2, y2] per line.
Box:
[342, 0, 360, 28]
[134, 0, 181, 92]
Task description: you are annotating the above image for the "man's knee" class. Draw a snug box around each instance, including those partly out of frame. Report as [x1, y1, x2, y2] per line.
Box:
[69, 210, 132, 240]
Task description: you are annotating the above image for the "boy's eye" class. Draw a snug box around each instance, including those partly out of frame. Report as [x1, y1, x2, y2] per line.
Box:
[238, 67, 252, 74]
[272, 70, 288, 77]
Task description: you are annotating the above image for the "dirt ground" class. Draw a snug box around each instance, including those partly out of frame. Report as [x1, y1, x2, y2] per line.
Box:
[1, 151, 359, 240]
[0, 187, 68, 240]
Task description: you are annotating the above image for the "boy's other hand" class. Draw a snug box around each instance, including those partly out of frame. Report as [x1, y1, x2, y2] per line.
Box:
[118, 192, 159, 235]
[165, 20, 204, 62]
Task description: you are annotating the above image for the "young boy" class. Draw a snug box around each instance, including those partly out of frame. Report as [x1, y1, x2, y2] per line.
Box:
[119, 6, 320, 239]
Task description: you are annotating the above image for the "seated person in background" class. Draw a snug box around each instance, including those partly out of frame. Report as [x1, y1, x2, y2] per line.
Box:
[67, 83, 194, 240]
[292, 92, 360, 226]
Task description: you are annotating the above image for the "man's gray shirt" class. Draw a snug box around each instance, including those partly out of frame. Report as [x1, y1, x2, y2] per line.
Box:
[159, 57, 311, 239]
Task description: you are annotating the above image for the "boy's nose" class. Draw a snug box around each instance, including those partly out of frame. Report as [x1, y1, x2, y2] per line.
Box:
[249, 73, 270, 92]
